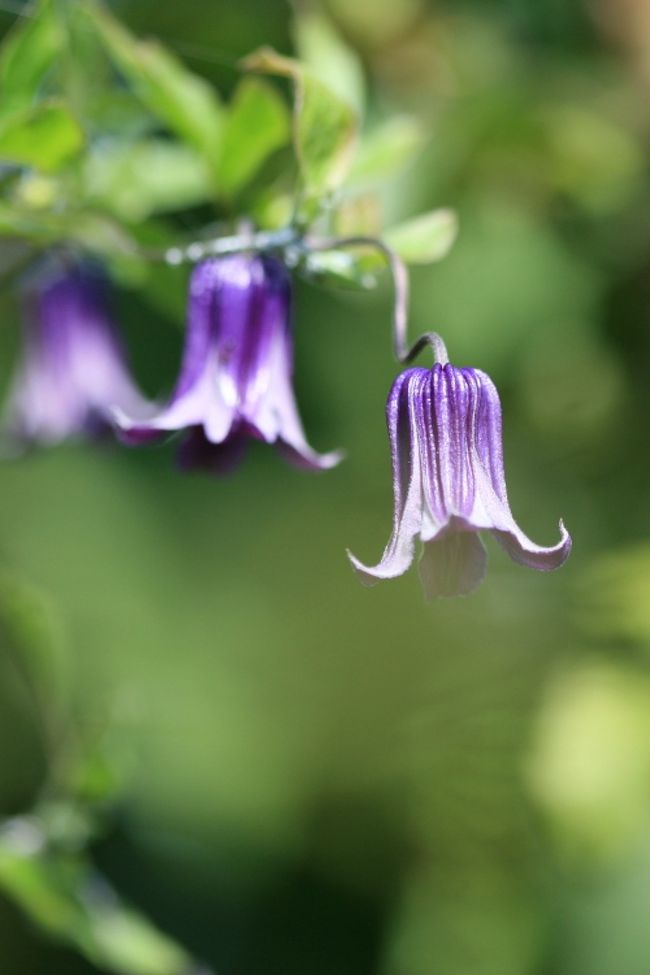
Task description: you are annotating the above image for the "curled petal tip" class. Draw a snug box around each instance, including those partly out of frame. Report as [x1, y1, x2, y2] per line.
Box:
[346, 549, 381, 588]
[316, 447, 346, 470]
[557, 518, 573, 563]
[277, 442, 345, 472]
[492, 516, 572, 572]
[110, 406, 165, 446]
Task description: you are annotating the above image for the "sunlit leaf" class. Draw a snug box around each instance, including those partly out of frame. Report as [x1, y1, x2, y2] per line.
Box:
[243, 46, 358, 198]
[334, 194, 381, 236]
[327, 0, 422, 46]
[87, 0, 223, 161]
[293, 8, 365, 114]
[384, 208, 458, 264]
[0, 0, 60, 112]
[303, 208, 458, 287]
[249, 187, 294, 230]
[301, 247, 379, 290]
[218, 77, 290, 197]
[349, 116, 425, 187]
[0, 101, 84, 172]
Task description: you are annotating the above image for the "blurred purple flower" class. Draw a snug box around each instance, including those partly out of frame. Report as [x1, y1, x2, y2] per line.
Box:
[349, 350, 571, 597]
[4, 264, 147, 446]
[114, 254, 342, 473]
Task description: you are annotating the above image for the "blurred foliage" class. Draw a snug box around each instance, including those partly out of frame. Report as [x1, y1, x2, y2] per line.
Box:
[0, 0, 649, 974]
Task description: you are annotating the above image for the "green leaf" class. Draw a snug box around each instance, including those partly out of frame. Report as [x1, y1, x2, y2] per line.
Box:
[218, 78, 290, 197]
[86, 0, 223, 161]
[0, 820, 200, 975]
[0, 0, 61, 111]
[293, 9, 365, 114]
[302, 209, 458, 288]
[384, 208, 458, 264]
[0, 570, 69, 747]
[83, 139, 213, 221]
[301, 247, 379, 290]
[0, 203, 138, 258]
[0, 101, 84, 171]
[349, 116, 425, 187]
[243, 46, 358, 198]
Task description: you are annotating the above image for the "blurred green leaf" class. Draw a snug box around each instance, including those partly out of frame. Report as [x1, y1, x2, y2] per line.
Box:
[0, 818, 201, 975]
[327, 0, 423, 46]
[0, 203, 137, 258]
[88, 90, 157, 140]
[301, 246, 378, 290]
[218, 77, 290, 197]
[64, 212, 140, 258]
[0, 570, 69, 765]
[303, 207, 458, 287]
[0, 101, 83, 171]
[293, 8, 365, 114]
[0, 0, 60, 112]
[51, 0, 114, 121]
[349, 116, 425, 187]
[0, 570, 67, 711]
[384, 208, 458, 264]
[539, 104, 644, 213]
[243, 46, 358, 199]
[83, 139, 213, 221]
[87, 0, 223, 162]
[249, 186, 294, 230]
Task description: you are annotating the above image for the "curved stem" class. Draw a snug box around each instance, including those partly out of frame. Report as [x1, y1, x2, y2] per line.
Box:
[405, 331, 449, 365]
[305, 235, 411, 361]
[305, 235, 447, 366]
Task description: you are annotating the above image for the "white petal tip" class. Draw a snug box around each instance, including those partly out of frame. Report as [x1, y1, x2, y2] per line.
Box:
[492, 517, 572, 572]
[346, 549, 382, 588]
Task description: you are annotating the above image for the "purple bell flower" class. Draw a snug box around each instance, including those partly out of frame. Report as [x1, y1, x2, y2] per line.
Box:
[349, 340, 571, 597]
[3, 264, 148, 446]
[114, 254, 342, 473]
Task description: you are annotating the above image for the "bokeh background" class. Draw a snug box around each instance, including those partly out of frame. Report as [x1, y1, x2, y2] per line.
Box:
[1, 0, 650, 973]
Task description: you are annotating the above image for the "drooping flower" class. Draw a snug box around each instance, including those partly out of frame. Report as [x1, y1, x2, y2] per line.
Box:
[349, 340, 571, 597]
[3, 263, 148, 447]
[113, 254, 342, 473]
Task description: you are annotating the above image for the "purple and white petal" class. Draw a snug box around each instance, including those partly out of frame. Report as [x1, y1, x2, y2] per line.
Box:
[467, 369, 573, 570]
[4, 264, 149, 446]
[348, 369, 429, 584]
[490, 518, 572, 571]
[116, 254, 339, 474]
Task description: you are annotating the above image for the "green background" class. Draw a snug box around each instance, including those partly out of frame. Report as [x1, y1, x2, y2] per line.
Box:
[1, 0, 650, 973]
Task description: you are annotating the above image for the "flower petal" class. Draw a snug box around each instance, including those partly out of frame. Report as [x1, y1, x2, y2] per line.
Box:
[112, 364, 235, 445]
[491, 518, 572, 571]
[418, 527, 487, 598]
[420, 365, 479, 526]
[467, 368, 572, 571]
[4, 264, 149, 446]
[253, 306, 343, 469]
[277, 439, 344, 471]
[348, 369, 428, 585]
